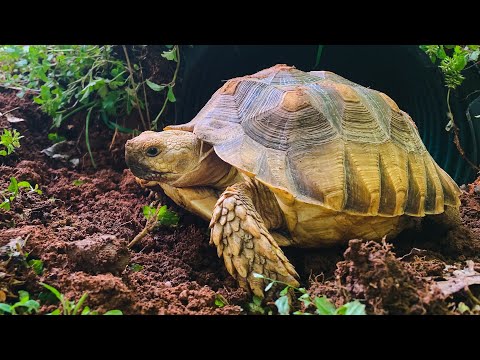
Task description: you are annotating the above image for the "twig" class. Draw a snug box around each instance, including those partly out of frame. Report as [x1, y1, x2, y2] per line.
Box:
[0, 107, 19, 117]
[122, 45, 148, 131]
[465, 287, 480, 306]
[446, 88, 480, 172]
[128, 203, 162, 248]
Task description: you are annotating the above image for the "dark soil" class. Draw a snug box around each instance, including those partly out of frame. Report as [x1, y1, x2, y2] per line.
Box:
[1, 90, 480, 315]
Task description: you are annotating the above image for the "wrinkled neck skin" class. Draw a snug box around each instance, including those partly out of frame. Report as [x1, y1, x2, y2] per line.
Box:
[169, 144, 242, 190]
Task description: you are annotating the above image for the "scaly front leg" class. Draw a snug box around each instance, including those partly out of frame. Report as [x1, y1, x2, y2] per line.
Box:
[210, 182, 299, 297]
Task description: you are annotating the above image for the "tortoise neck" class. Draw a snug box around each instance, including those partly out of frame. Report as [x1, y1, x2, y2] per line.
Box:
[171, 148, 239, 189]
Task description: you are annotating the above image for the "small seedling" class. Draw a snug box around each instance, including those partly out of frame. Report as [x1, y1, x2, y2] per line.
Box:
[130, 263, 143, 272]
[0, 177, 42, 211]
[72, 179, 85, 186]
[40, 282, 122, 315]
[128, 203, 179, 248]
[214, 294, 228, 308]
[0, 290, 40, 315]
[48, 133, 66, 143]
[142, 204, 179, 226]
[0, 129, 23, 156]
[27, 258, 43, 275]
[253, 273, 366, 315]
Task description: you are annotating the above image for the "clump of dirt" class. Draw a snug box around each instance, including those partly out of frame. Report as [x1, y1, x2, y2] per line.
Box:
[334, 239, 449, 314]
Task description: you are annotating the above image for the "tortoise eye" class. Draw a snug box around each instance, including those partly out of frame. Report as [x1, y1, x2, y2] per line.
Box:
[146, 147, 160, 157]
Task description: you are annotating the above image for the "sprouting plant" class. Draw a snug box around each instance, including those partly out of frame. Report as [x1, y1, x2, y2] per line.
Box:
[252, 273, 366, 316]
[214, 294, 228, 308]
[0, 177, 42, 211]
[0, 128, 23, 156]
[40, 283, 122, 315]
[72, 179, 85, 186]
[128, 203, 180, 248]
[47, 133, 66, 143]
[419, 45, 480, 171]
[142, 204, 180, 226]
[0, 290, 40, 315]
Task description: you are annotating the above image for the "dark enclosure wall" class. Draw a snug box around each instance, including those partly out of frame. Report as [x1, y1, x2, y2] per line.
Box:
[175, 45, 480, 185]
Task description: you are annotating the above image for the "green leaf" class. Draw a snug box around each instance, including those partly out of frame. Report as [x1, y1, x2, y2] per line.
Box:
[299, 293, 312, 307]
[157, 206, 179, 226]
[48, 309, 61, 315]
[8, 177, 18, 194]
[280, 286, 289, 296]
[81, 306, 91, 315]
[275, 295, 290, 315]
[22, 300, 40, 312]
[470, 50, 480, 62]
[0, 150, 6, 156]
[252, 273, 264, 279]
[252, 295, 262, 306]
[72, 292, 89, 315]
[28, 259, 44, 275]
[338, 300, 366, 315]
[131, 263, 143, 272]
[0, 303, 12, 313]
[104, 309, 123, 315]
[48, 133, 66, 143]
[457, 302, 470, 314]
[142, 205, 154, 219]
[436, 46, 447, 60]
[72, 180, 85, 186]
[161, 49, 177, 61]
[314, 296, 336, 315]
[40, 282, 62, 302]
[314, 45, 324, 68]
[18, 290, 29, 302]
[167, 86, 176, 102]
[264, 282, 274, 292]
[146, 79, 166, 92]
[215, 294, 227, 308]
[17, 181, 31, 188]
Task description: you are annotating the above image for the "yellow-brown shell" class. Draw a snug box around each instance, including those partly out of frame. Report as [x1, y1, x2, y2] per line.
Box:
[179, 64, 461, 217]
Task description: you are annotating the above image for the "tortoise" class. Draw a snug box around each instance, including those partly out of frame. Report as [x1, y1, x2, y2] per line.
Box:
[125, 64, 461, 297]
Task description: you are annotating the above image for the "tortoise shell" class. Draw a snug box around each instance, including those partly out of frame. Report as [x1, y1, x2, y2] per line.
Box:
[175, 64, 460, 217]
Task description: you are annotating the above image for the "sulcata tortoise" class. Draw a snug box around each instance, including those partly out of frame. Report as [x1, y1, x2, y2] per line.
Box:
[125, 64, 461, 296]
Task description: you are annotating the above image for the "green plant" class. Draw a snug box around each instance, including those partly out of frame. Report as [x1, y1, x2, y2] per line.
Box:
[253, 273, 366, 315]
[0, 290, 40, 315]
[420, 45, 480, 171]
[47, 132, 66, 143]
[72, 179, 85, 186]
[142, 204, 179, 226]
[0, 177, 42, 211]
[128, 203, 180, 248]
[0, 128, 23, 156]
[40, 283, 122, 315]
[0, 45, 180, 166]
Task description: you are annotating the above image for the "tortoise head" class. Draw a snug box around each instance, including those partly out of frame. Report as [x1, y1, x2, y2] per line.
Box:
[125, 130, 206, 185]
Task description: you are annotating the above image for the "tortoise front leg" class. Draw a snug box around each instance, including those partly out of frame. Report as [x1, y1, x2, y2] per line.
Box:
[210, 182, 299, 297]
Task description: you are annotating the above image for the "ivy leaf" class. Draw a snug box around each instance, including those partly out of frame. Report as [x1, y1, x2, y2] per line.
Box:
[336, 300, 366, 315]
[275, 295, 290, 315]
[161, 49, 177, 62]
[167, 86, 176, 103]
[314, 296, 336, 315]
[145, 79, 166, 92]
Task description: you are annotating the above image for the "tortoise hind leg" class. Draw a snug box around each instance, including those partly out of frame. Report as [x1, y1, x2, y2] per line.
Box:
[210, 182, 299, 297]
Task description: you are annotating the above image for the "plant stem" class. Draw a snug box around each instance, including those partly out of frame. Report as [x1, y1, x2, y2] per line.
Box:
[152, 45, 181, 130]
[85, 107, 96, 168]
[139, 62, 151, 129]
[122, 45, 148, 131]
[128, 203, 163, 248]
